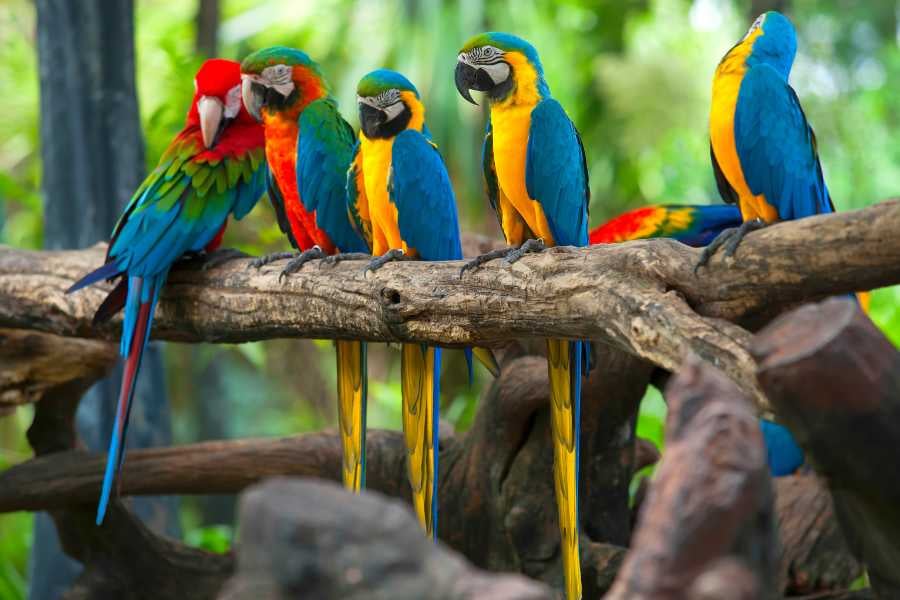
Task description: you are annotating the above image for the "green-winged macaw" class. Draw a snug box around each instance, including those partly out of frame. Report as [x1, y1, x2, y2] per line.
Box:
[67, 59, 267, 524]
[455, 33, 588, 600]
[239, 47, 371, 492]
[347, 69, 498, 539]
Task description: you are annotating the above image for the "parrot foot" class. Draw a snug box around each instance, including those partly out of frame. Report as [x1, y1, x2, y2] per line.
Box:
[201, 248, 247, 271]
[248, 251, 297, 270]
[279, 246, 325, 281]
[694, 218, 766, 272]
[459, 238, 546, 278]
[364, 248, 410, 274]
[318, 252, 372, 269]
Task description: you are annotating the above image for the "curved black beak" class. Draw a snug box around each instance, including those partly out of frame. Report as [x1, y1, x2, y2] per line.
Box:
[359, 102, 386, 138]
[455, 61, 479, 105]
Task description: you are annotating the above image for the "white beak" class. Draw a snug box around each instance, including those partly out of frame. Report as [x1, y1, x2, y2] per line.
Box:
[198, 95, 224, 149]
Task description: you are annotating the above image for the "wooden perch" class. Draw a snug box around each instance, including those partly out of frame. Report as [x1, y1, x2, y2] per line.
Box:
[605, 355, 777, 598]
[753, 298, 900, 598]
[2, 201, 900, 408]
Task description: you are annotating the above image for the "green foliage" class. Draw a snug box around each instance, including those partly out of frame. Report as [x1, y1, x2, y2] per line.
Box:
[183, 524, 234, 554]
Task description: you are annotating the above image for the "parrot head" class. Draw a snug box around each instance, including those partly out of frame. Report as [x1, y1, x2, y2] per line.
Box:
[239, 46, 328, 121]
[731, 11, 797, 79]
[455, 32, 548, 105]
[187, 59, 253, 149]
[356, 69, 424, 140]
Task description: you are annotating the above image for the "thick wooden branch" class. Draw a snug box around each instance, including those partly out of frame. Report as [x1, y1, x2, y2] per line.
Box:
[2, 201, 899, 406]
[0, 328, 116, 410]
[753, 298, 900, 597]
[606, 356, 777, 598]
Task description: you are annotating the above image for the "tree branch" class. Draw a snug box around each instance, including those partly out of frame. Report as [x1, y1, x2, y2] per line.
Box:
[2, 201, 898, 410]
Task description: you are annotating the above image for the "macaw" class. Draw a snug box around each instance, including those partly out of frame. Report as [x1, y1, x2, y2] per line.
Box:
[589, 204, 742, 246]
[66, 59, 267, 524]
[455, 33, 588, 600]
[589, 202, 805, 475]
[699, 11, 854, 476]
[240, 47, 371, 492]
[348, 69, 498, 539]
[700, 11, 830, 262]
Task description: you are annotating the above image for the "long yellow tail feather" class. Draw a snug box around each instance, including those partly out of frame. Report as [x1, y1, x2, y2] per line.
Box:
[336, 340, 367, 492]
[401, 343, 436, 537]
[547, 338, 581, 600]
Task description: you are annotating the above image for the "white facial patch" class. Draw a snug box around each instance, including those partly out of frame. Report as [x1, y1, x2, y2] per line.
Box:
[261, 63, 295, 97]
[224, 83, 241, 119]
[481, 61, 511, 85]
[744, 14, 765, 40]
[382, 100, 405, 122]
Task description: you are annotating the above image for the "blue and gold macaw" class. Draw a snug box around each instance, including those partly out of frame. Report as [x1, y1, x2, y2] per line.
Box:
[701, 11, 830, 259]
[240, 47, 372, 493]
[348, 69, 498, 539]
[455, 33, 588, 600]
[699, 11, 841, 476]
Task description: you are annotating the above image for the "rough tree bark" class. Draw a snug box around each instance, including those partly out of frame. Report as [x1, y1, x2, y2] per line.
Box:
[2, 201, 899, 414]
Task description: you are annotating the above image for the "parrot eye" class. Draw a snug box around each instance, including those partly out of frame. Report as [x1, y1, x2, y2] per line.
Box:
[473, 45, 503, 64]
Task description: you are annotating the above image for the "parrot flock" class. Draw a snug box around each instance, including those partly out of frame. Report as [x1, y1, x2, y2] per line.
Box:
[67, 11, 848, 600]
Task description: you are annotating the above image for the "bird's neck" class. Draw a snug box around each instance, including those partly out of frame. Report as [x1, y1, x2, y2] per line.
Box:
[490, 52, 547, 112]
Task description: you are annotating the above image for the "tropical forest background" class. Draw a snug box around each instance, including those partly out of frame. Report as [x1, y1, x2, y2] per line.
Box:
[1, 0, 899, 597]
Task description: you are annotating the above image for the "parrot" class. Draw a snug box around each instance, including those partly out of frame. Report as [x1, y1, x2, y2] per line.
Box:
[347, 69, 498, 539]
[589, 202, 806, 475]
[66, 58, 268, 525]
[240, 47, 372, 492]
[698, 11, 861, 476]
[699, 11, 832, 264]
[455, 33, 588, 600]
[589, 204, 742, 246]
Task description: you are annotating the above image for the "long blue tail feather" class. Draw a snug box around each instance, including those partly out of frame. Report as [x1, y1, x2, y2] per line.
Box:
[432, 346, 442, 541]
[66, 262, 121, 294]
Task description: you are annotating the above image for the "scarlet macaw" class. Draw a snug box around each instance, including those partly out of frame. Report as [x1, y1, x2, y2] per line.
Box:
[455, 33, 588, 600]
[240, 47, 371, 492]
[67, 59, 267, 524]
[589, 204, 742, 246]
[589, 202, 804, 475]
[347, 69, 498, 539]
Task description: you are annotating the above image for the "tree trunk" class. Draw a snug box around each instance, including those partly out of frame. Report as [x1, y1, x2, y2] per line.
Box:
[30, 1, 178, 597]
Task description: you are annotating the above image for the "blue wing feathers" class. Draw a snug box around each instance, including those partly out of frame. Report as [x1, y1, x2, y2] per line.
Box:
[525, 99, 589, 247]
[735, 64, 831, 220]
[390, 130, 463, 262]
[297, 99, 369, 253]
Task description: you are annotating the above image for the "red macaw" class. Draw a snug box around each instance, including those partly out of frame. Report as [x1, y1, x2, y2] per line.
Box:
[67, 59, 267, 524]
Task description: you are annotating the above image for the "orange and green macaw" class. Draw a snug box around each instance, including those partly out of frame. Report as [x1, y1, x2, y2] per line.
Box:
[455, 33, 588, 600]
[240, 47, 371, 492]
[67, 59, 267, 524]
[348, 69, 497, 539]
